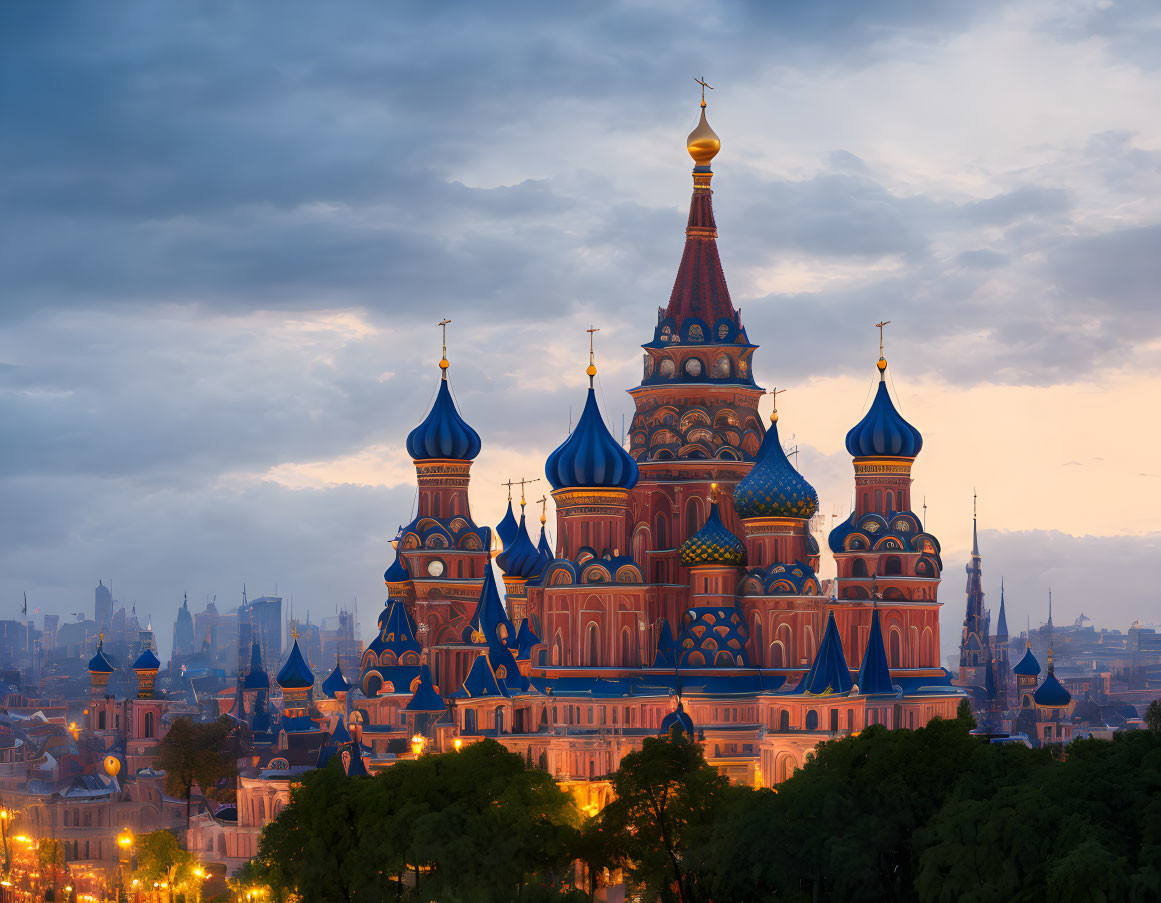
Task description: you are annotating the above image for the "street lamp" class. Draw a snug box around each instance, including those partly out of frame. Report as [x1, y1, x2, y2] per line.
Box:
[117, 828, 133, 903]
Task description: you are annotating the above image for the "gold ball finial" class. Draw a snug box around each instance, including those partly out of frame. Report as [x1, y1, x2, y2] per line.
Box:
[877, 357, 888, 373]
[586, 363, 597, 378]
[770, 409, 779, 424]
[439, 357, 450, 372]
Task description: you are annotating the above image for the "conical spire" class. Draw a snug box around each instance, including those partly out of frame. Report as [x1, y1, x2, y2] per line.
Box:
[792, 612, 853, 696]
[856, 607, 893, 695]
[996, 579, 1009, 639]
[462, 544, 518, 649]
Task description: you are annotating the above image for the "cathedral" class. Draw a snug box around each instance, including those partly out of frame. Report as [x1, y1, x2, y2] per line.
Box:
[343, 94, 965, 788]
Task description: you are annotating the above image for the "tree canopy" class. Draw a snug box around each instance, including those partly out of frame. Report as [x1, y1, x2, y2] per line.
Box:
[153, 715, 243, 823]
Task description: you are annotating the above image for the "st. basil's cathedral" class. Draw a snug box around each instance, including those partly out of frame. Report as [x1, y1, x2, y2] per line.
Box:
[201, 95, 966, 816]
[334, 93, 965, 790]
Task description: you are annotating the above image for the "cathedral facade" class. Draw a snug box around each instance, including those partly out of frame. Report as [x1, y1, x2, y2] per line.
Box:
[354, 97, 964, 788]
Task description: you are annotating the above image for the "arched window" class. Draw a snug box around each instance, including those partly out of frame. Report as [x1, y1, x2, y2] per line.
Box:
[98, 711, 106, 730]
[805, 711, 819, 730]
[432, 495, 440, 517]
[883, 556, 903, 576]
[654, 512, 669, 550]
[875, 489, 883, 511]
[779, 710, 790, 731]
[889, 629, 903, 668]
[143, 711, 154, 738]
[852, 558, 869, 578]
[552, 631, 563, 666]
[886, 490, 894, 512]
[632, 528, 649, 567]
[586, 624, 600, 667]
[465, 709, 477, 734]
[685, 497, 702, 540]
[752, 617, 763, 667]
[830, 709, 839, 732]
[620, 627, 636, 667]
[769, 641, 785, 669]
[713, 354, 731, 378]
[921, 628, 933, 666]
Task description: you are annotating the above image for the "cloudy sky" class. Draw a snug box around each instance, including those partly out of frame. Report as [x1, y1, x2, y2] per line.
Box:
[3, 0, 1160, 664]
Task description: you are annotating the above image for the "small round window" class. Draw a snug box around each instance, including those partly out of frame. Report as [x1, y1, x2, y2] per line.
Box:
[684, 358, 703, 377]
[426, 559, 445, 577]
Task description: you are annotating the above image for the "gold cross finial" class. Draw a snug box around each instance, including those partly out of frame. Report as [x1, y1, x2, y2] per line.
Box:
[586, 326, 600, 384]
[291, 624, 299, 641]
[767, 386, 786, 423]
[516, 477, 540, 507]
[501, 479, 515, 501]
[694, 76, 713, 108]
[437, 318, 451, 377]
[537, 495, 548, 525]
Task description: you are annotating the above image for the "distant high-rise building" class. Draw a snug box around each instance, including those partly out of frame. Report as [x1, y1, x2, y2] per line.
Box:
[172, 593, 195, 664]
[238, 595, 282, 674]
[95, 580, 113, 631]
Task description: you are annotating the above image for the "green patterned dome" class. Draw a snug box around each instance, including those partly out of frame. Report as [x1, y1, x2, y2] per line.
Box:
[734, 417, 819, 520]
[680, 501, 746, 567]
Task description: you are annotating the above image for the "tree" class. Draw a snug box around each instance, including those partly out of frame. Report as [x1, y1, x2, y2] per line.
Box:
[600, 730, 728, 903]
[1145, 698, 1161, 732]
[153, 715, 242, 825]
[37, 838, 64, 902]
[133, 830, 194, 903]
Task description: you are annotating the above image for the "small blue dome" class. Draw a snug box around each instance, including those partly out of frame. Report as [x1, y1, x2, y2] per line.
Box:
[845, 370, 923, 458]
[88, 640, 114, 674]
[545, 387, 638, 490]
[132, 646, 160, 671]
[383, 551, 410, 585]
[733, 418, 819, 520]
[405, 379, 482, 461]
[321, 659, 350, 698]
[679, 502, 746, 567]
[276, 638, 314, 690]
[660, 701, 695, 737]
[1033, 670, 1071, 707]
[1013, 643, 1041, 677]
[496, 513, 544, 580]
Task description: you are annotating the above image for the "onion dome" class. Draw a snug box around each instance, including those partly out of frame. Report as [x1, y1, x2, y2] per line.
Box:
[791, 612, 853, 696]
[496, 499, 519, 550]
[856, 608, 893, 695]
[845, 361, 923, 458]
[383, 551, 410, 585]
[405, 379, 482, 461]
[321, 657, 350, 698]
[733, 416, 818, 520]
[243, 640, 270, 690]
[88, 636, 115, 674]
[276, 637, 314, 690]
[660, 701, 695, 737]
[132, 646, 160, 672]
[404, 664, 445, 713]
[1033, 670, 1072, 707]
[687, 91, 721, 167]
[546, 387, 638, 490]
[679, 501, 746, 567]
[1013, 642, 1041, 677]
[496, 512, 542, 580]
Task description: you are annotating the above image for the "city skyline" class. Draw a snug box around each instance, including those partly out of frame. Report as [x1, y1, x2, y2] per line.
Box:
[3, 1, 1161, 662]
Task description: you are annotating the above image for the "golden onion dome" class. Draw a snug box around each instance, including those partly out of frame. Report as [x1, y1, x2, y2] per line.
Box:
[686, 106, 721, 166]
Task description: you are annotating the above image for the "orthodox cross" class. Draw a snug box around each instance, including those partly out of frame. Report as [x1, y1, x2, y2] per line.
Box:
[517, 476, 540, 506]
[768, 386, 786, 410]
[694, 75, 714, 106]
[875, 320, 891, 357]
[587, 325, 599, 363]
[501, 479, 515, 501]
[973, 487, 977, 519]
[537, 495, 548, 524]
[437, 318, 452, 376]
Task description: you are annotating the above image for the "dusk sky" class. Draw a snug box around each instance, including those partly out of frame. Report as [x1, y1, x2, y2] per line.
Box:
[3, 1, 1160, 662]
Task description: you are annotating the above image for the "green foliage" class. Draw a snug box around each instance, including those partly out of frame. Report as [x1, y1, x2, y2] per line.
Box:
[133, 829, 196, 890]
[153, 715, 243, 822]
[1145, 698, 1161, 732]
[250, 740, 582, 903]
[599, 730, 728, 903]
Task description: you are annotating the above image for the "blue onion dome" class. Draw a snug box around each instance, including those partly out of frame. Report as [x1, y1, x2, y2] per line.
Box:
[733, 415, 818, 520]
[545, 387, 638, 490]
[1013, 642, 1041, 677]
[679, 501, 746, 567]
[132, 646, 160, 671]
[1033, 669, 1071, 707]
[276, 638, 314, 690]
[88, 637, 115, 674]
[660, 701, 695, 737]
[383, 551, 410, 585]
[845, 360, 923, 458]
[496, 499, 519, 549]
[496, 511, 543, 579]
[405, 378, 482, 461]
[321, 657, 350, 698]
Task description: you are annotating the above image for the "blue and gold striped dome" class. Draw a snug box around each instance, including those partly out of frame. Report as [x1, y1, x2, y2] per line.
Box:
[845, 363, 923, 459]
[733, 418, 819, 520]
[406, 378, 482, 461]
[679, 501, 746, 567]
[545, 387, 638, 490]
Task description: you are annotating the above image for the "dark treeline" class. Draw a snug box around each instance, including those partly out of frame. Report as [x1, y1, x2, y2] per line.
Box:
[246, 705, 1161, 902]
